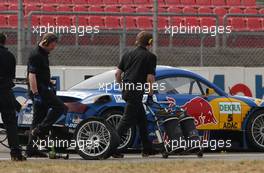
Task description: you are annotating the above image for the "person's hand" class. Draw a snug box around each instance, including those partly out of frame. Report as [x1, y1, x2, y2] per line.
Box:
[146, 95, 154, 105]
[33, 93, 42, 105]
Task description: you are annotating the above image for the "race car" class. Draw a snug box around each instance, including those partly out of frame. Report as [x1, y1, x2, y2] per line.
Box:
[1, 66, 264, 159]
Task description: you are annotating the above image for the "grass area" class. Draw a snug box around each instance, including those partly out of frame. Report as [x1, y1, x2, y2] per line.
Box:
[0, 160, 263, 173]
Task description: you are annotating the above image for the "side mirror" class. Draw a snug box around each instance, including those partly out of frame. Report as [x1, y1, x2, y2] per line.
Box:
[206, 88, 215, 96]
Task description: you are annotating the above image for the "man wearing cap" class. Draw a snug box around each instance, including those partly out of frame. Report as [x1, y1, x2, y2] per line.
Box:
[26, 33, 68, 157]
[114, 31, 157, 158]
[0, 33, 26, 161]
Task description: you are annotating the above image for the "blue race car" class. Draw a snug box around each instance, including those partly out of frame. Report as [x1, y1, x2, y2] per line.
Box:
[1, 66, 264, 159]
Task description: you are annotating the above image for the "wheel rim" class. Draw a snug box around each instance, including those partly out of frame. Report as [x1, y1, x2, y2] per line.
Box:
[0, 129, 7, 143]
[76, 121, 111, 157]
[251, 114, 264, 148]
[106, 114, 132, 150]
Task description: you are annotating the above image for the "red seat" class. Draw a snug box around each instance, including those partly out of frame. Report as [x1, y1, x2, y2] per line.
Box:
[105, 6, 120, 12]
[89, 6, 104, 12]
[87, 0, 102, 3]
[59, 0, 73, 3]
[0, 16, 7, 28]
[184, 17, 199, 26]
[25, 5, 41, 14]
[57, 5, 73, 12]
[0, 4, 8, 11]
[228, 17, 247, 31]
[200, 17, 216, 27]
[8, 15, 18, 28]
[170, 17, 184, 26]
[229, 7, 243, 14]
[134, 0, 148, 4]
[136, 6, 152, 12]
[8, 4, 17, 11]
[149, 0, 165, 5]
[244, 8, 258, 14]
[103, 0, 118, 4]
[242, 0, 256, 6]
[72, 16, 88, 26]
[25, 16, 40, 27]
[198, 7, 213, 14]
[105, 16, 120, 29]
[137, 17, 152, 29]
[259, 9, 264, 14]
[180, 0, 195, 5]
[42, 5, 57, 12]
[246, 18, 262, 31]
[211, 0, 226, 6]
[57, 16, 72, 26]
[40, 16, 57, 26]
[165, 0, 180, 4]
[168, 7, 182, 13]
[118, 0, 134, 4]
[24, 0, 41, 3]
[40, 0, 57, 3]
[213, 7, 228, 25]
[196, 0, 211, 5]
[158, 17, 168, 30]
[154, 7, 167, 13]
[89, 16, 105, 28]
[73, 0, 87, 4]
[226, 0, 241, 6]
[73, 5, 88, 12]
[120, 6, 135, 13]
[183, 7, 197, 14]
[120, 17, 137, 29]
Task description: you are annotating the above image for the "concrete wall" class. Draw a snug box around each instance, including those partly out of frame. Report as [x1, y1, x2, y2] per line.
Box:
[16, 66, 264, 99]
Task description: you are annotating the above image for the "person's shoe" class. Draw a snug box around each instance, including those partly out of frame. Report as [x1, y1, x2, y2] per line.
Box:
[11, 154, 27, 161]
[26, 151, 47, 158]
[112, 153, 124, 158]
[142, 150, 159, 158]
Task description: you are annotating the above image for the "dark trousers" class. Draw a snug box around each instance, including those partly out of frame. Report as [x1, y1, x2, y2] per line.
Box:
[116, 90, 152, 152]
[27, 87, 67, 152]
[0, 89, 21, 156]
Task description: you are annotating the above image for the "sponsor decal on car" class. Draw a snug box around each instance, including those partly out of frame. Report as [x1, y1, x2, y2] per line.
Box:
[219, 102, 241, 114]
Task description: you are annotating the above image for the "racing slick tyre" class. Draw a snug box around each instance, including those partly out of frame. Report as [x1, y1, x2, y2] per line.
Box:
[74, 117, 120, 160]
[246, 110, 264, 151]
[103, 110, 136, 152]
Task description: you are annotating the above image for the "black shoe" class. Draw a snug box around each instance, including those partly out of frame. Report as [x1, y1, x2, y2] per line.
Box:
[26, 150, 47, 158]
[11, 154, 27, 161]
[112, 153, 124, 158]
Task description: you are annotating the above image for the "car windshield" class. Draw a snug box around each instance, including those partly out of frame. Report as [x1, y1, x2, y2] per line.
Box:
[69, 70, 115, 90]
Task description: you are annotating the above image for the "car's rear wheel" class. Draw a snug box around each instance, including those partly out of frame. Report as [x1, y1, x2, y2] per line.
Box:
[74, 117, 119, 160]
[246, 110, 264, 151]
[103, 110, 135, 152]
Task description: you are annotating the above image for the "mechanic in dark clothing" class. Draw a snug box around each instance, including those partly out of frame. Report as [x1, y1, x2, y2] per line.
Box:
[115, 31, 157, 158]
[26, 33, 68, 157]
[0, 33, 26, 161]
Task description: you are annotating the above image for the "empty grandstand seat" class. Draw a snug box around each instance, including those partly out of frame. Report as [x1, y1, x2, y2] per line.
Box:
[213, 7, 228, 25]
[57, 5, 73, 12]
[57, 16, 72, 26]
[242, 0, 256, 6]
[134, 0, 148, 4]
[149, 0, 165, 5]
[8, 15, 18, 28]
[164, 0, 180, 4]
[8, 4, 18, 10]
[40, 0, 57, 3]
[136, 6, 152, 12]
[168, 7, 182, 13]
[229, 7, 243, 14]
[226, 0, 241, 6]
[59, 0, 73, 3]
[180, 0, 195, 5]
[184, 17, 199, 26]
[118, 0, 134, 4]
[198, 7, 213, 14]
[74, 0, 87, 4]
[87, 0, 101, 3]
[103, 0, 118, 4]
[228, 17, 247, 31]
[244, 8, 258, 14]
[200, 17, 216, 27]
[120, 17, 137, 30]
[211, 0, 226, 6]
[170, 17, 184, 26]
[158, 17, 168, 30]
[25, 16, 40, 27]
[89, 6, 104, 12]
[120, 6, 135, 13]
[105, 16, 120, 29]
[155, 7, 167, 13]
[72, 16, 88, 26]
[40, 16, 57, 26]
[196, 0, 211, 5]
[89, 16, 105, 28]
[183, 7, 197, 14]
[137, 17, 152, 29]
[24, 0, 41, 3]
[0, 4, 8, 11]
[0, 16, 7, 28]
[246, 18, 262, 31]
[105, 6, 120, 12]
[25, 5, 41, 14]
[42, 5, 57, 12]
[73, 5, 88, 12]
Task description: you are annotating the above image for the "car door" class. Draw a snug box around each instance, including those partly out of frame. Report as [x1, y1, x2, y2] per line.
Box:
[155, 76, 234, 130]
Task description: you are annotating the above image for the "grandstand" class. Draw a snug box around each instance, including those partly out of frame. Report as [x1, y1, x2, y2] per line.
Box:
[0, 0, 263, 66]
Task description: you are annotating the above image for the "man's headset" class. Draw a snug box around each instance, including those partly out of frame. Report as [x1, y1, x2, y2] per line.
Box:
[148, 38, 153, 46]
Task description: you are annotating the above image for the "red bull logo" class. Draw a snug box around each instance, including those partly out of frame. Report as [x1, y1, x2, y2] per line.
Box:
[181, 97, 217, 127]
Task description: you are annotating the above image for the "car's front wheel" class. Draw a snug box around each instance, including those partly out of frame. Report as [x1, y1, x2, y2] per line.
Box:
[246, 110, 264, 151]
